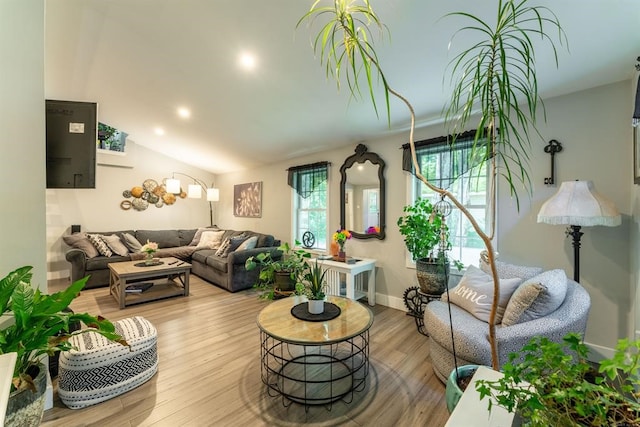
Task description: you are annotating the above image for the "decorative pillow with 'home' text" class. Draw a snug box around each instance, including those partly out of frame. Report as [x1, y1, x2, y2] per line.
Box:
[443, 265, 521, 323]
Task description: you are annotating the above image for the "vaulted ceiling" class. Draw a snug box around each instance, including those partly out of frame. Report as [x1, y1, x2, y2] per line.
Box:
[45, 0, 640, 174]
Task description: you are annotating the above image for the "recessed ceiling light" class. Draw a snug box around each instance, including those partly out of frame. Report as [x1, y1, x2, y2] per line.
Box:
[239, 52, 257, 70]
[154, 127, 165, 136]
[177, 107, 191, 119]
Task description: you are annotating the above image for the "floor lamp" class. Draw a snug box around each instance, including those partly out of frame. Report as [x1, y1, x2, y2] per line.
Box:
[166, 172, 219, 226]
[537, 180, 620, 282]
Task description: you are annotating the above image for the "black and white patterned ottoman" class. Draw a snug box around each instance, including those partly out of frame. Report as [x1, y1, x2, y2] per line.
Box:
[58, 316, 158, 409]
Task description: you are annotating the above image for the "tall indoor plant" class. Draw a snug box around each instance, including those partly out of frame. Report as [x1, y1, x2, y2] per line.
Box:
[1, 266, 125, 426]
[297, 0, 565, 371]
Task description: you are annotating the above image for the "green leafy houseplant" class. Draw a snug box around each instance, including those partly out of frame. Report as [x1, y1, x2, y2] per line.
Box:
[0, 266, 125, 393]
[397, 198, 450, 262]
[245, 241, 311, 298]
[298, 0, 565, 370]
[296, 259, 328, 300]
[476, 333, 640, 426]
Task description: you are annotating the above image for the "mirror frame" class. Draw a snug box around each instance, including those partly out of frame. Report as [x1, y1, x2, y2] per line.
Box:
[340, 144, 386, 240]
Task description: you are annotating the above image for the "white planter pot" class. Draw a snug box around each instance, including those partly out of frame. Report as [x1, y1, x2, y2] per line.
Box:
[308, 299, 324, 314]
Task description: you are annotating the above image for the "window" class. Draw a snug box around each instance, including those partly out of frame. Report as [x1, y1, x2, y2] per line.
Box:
[288, 162, 329, 250]
[402, 130, 491, 267]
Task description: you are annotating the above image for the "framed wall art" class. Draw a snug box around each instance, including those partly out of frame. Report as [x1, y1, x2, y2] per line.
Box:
[234, 181, 262, 217]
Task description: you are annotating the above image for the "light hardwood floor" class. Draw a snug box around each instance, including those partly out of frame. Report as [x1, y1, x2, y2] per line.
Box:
[42, 276, 450, 427]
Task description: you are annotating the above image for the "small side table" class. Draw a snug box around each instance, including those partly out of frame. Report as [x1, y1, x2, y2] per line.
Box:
[403, 286, 442, 336]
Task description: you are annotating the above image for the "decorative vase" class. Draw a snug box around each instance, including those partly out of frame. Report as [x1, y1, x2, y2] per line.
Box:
[308, 299, 324, 314]
[330, 241, 340, 256]
[338, 250, 346, 261]
[5, 363, 47, 427]
[145, 252, 154, 265]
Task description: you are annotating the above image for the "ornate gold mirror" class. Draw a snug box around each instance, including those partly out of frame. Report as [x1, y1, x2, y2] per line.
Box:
[340, 144, 386, 240]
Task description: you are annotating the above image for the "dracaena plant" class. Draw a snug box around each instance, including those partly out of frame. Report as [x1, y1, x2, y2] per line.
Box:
[0, 266, 126, 392]
[297, 0, 566, 369]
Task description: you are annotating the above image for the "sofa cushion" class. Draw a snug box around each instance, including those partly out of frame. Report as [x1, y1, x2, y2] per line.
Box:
[85, 255, 131, 271]
[135, 230, 181, 248]
[120, 232, 142, 252]
[178, 229, 198, 247]
[502, 269, 568, 326]
[101, 234, 129, 256]
[191, 249, 215, 264]
[443, 265, 521, 323]
[205, 255, 228, 273]
[195, 230, 226, 250]
[217, 235, 247, 257]
[480, 259, 543, 281]
[63, 233, 100, 258]
[86, 234, 113, 257]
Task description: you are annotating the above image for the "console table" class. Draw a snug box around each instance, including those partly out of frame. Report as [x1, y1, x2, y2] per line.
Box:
[312, 257, 376, 306]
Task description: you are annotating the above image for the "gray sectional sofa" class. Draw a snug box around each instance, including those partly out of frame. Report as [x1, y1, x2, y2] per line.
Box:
[64, 227, 281, 292]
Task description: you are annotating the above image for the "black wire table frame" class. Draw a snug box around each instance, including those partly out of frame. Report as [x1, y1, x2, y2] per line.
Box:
[260, 330, 370, 410]
[403, 286, 442, 336]
[256, 296, 373, 411]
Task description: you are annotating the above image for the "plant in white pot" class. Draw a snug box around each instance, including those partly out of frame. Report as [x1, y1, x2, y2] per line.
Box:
[297, 259, 328, 314]
[297, 0, 565, 378]
[0, 266, 125, 426]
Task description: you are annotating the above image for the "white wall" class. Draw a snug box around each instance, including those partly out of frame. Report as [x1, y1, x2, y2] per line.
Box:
[216, 80, 633, 354]
[1, 0, 47, 290]
[46, 143, 216, 279]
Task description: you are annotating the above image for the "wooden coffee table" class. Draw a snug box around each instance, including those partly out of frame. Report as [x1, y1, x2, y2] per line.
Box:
[256, 295, 373, 409]
[108, 257, 191, 308]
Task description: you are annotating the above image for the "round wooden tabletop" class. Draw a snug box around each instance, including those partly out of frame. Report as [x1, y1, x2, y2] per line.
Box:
[256, 295, 373, 345]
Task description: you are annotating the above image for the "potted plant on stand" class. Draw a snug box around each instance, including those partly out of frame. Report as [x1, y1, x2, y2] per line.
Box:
[397, 197, 460, 295]
[245, 241, 311, 298]
[297, 259, 328, 314]
[297, 0, 565, 393]
[1, 266, 125, 426]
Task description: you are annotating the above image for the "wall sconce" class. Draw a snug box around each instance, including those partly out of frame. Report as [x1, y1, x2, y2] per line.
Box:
[537, 180, 621, 282]
[166, 172, 219, 225]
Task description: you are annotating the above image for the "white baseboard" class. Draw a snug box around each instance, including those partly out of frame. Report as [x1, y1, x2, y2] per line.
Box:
[584, 340, 615, 363]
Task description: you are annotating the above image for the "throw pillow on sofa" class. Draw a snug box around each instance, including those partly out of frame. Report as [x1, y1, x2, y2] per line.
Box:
[62, 233, 99, 258]
[121, 232, 142, 252]
[101, 234, 130, 256]
[195, 230, 226, 250]
[189, 226, 221, 246]
[501, 269, 568, 326]
[215, 235, 247, 257]
[235, 236, 258, 252]
[87, 234, 113, 257]
[443, 265, 521, 323]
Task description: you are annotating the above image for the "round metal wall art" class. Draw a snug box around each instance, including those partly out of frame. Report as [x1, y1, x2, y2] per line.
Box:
[120, 179, 182, 211]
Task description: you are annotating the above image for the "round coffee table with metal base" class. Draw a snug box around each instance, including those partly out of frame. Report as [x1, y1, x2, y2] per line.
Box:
[257, 295, 373, 410]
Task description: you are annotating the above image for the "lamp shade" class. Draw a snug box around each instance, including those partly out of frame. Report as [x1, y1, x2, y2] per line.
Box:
[206, 188, 220, 202]
[187, 184, 202, 199]
[166, 178, 181, 194]
[537, 181, 621, 227]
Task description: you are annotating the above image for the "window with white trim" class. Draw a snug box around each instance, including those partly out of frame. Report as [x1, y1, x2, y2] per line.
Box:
[402, 130, 491, 267]
[288, 162, 329, 250]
